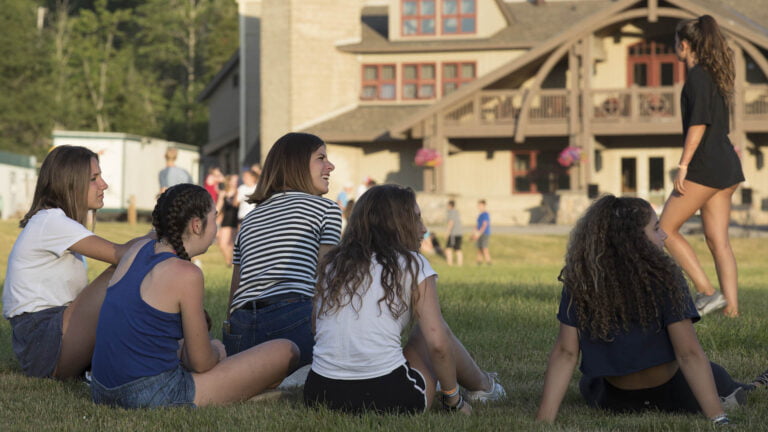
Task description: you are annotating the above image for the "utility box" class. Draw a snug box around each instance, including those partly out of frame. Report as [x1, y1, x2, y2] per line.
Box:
[52, 130, 200, 217]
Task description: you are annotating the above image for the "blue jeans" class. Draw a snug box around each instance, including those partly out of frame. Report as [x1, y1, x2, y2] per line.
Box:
[91, 365, 196, 409]
[223, 296, 314, 366]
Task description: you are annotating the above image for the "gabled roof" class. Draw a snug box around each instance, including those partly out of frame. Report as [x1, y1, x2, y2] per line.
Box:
[389, 0, 768, 137]
[301, 105, 425, 142]
[338, 1, 611, 53]
[197, 50, 239, 102]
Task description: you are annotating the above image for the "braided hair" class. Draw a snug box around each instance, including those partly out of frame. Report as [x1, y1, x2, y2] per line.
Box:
[152, 184, 213, 261]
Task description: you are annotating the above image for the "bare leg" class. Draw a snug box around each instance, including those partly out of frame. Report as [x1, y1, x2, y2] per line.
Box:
[217, 227, 235, 265]
[482, 248, 492, 265]
[700, 185, 739, 316]
[54, 266, 115, 379]
[446, 248, 454, 266]
[659, 181, 719, 295]
[456, 250, 464, 267]
[403, 323, 490, 409]
[193, 339, 299, 406]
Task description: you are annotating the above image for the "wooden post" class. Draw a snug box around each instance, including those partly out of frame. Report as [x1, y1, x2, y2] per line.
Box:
[127, 195, 137, 225]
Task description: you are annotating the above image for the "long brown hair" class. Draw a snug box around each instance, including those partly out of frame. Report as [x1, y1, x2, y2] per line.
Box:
[316, 185, 423, 321]
[558, 195, 688, 342]
[21, 145, 98, 228]
[247, 132, 325, 205]
[676, 15, 734, 105]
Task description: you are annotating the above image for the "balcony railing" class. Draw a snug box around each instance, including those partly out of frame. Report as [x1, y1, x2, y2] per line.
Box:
[443, 85, 768, 133]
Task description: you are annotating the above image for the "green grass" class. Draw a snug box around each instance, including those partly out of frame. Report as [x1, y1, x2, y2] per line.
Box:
[0, 220, 767, 431]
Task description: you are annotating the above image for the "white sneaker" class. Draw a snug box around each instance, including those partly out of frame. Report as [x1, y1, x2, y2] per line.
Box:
[695, 292, 727, 316]
[466, 372, 506, 403]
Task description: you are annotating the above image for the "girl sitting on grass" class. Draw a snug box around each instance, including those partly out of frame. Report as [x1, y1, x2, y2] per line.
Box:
[536, 195, 750, 426]
[305, 185, 505, 415]
[3, 145, 148, 379]
[90, 184, 298, 408]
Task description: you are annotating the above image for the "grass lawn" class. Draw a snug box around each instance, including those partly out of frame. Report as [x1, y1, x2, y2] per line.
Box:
[0, 219, 766, 431]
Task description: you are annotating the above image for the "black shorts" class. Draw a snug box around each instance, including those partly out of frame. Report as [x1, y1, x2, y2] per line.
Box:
[446, 235, 462, 250]
[304, 363, 427, 414]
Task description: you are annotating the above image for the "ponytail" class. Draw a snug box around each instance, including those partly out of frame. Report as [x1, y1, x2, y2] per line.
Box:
[676, 15, 734, 105]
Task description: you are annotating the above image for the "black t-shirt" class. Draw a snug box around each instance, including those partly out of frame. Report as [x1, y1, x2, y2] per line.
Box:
[557, 280, 699, 378]
[681, 65, 744, 189]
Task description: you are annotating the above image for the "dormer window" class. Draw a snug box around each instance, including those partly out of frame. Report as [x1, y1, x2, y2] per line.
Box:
[442, 0, 476, 34]
[402, 0, 436, 35]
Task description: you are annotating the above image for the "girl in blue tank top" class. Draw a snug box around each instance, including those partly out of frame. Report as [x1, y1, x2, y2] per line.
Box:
[536, 195, 751, 426]
[91, 184, 299, 408]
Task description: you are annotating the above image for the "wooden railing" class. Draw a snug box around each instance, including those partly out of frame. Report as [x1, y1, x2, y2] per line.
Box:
[443, 84, 768, 131]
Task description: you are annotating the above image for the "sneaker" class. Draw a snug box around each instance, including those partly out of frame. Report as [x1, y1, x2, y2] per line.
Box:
[752, 368, 768, 387]
[694, 292, 727, 316]
[720, 387, 747, 410]
[466, 372, 506, 403]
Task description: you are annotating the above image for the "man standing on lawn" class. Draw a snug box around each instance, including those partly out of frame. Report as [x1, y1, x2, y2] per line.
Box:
[445, 200, 463, 266]
[472, 199, 492, 265]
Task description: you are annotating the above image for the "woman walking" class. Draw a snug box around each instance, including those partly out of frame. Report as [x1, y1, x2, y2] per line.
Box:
[659, 15, 744, 317]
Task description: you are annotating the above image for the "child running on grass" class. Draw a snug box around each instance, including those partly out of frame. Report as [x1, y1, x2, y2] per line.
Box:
[305, 185, 505, 414]
[536, 195, 751, 426]
[90, 184, 298, 408]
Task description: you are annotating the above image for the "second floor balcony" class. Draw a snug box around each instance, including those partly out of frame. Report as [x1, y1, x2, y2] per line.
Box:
[442, 84, 768, 138]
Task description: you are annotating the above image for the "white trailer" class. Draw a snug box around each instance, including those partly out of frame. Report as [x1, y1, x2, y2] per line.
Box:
[52, 130, 201, 216]
[0, 150, 37, 220]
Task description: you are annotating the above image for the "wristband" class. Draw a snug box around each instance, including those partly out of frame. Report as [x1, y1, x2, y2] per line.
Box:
[711, 414, 730, 425]
[441, 393, 465, 412]
[440, 386, 460, 398]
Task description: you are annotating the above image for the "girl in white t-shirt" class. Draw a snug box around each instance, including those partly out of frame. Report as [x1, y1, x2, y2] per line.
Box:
[305, 185, 506, 415]
[3, 145, 148, 379]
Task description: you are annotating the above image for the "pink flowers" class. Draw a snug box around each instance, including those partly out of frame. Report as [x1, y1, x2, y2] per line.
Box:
[557, 146, 582, 167]
[414, 148, 443, 167]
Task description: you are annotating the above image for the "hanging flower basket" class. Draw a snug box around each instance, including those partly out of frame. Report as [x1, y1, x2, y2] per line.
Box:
[557, 146, 582, 168]
[414, 148, 443, 167]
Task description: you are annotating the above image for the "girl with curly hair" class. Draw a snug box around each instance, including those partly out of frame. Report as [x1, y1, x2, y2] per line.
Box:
[90, 184, 298, 408]
[3, 145, 149, 379]
[660, 15, 744, 317]
[304, 185, 505, 415]
[536, 195, 749, 425]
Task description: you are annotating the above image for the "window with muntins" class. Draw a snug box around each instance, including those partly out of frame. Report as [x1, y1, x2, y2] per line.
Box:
[442, 62, 475, 95]
[442, 0, 476, 34]
[402, 0, 436, 35]
[403, 64, 436, 99]
[361, 64, 397, 100]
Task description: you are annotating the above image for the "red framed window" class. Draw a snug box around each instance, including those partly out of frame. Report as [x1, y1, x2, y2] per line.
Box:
[442, 62, 475, 95]
[361, 64, 397, 100]
[441, 0, 476, 34]
[402, 0, 436, 35]
[403, 63, 436, 99]
[627, 41, 685, 87]
[513, 151, 538, 193]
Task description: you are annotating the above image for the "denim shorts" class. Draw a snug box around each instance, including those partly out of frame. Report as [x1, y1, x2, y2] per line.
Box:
[91, 365, 196, 409]
[9, 306, 67, 378]
[223, 295, 314, 366]
[304, 363, 427, 414]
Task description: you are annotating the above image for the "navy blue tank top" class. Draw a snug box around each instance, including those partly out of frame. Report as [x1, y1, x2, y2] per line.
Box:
[91, 240, 183, 388]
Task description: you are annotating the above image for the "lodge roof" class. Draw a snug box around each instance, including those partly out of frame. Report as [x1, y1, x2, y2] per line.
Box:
[300, 105, 425, 142]
[339, 1, 612, 53]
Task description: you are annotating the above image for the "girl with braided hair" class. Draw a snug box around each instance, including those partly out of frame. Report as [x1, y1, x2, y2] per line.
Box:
[3, 145, 150, 379]
[537, 195, 750, 425]
[90, 184, 299, 408]
[660, 15, 744, 317]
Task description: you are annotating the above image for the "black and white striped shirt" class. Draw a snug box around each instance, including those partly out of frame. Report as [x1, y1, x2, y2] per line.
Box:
[230, 191, 342, 313]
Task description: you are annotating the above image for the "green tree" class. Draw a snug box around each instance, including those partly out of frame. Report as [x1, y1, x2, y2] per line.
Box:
[0, 0, 54, 157]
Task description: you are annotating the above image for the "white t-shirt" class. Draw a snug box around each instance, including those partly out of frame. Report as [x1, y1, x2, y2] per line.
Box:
[2, 208, 94, 318]
[236, 183, 257, 220]
[312, 252, 437, 380]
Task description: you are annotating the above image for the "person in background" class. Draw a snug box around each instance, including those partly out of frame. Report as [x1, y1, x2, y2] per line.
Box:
[472, 199, 491, 265]
[158, 147, 193, 194]
[216, 174, 239, 266]
[237, 169, 259, 224]
[204, 166, 224, 204]
[445, 200, 463, 266]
